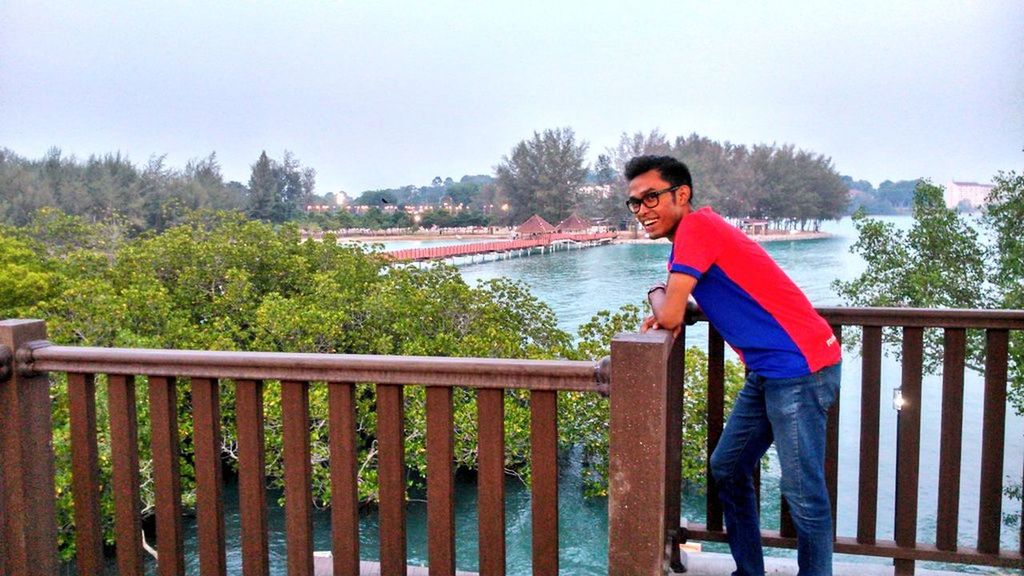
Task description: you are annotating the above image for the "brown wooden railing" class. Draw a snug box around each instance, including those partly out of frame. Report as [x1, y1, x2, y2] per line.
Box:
[2, 309, 1023, 575]
[679, 307, 1024, 574]
[0, 319, 618, 576]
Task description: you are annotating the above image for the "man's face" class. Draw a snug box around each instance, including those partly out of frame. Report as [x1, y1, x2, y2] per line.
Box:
[627, 169, 690, 240]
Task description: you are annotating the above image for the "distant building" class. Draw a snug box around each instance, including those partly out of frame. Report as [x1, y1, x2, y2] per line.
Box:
[944, 180, 994, 210]
[578, 184, 614, 199]
[517, 214, 556, 237]
[555, 212, 591, 232]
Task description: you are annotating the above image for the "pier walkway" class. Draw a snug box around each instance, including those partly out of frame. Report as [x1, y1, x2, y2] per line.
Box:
[384, 232, 617, 262]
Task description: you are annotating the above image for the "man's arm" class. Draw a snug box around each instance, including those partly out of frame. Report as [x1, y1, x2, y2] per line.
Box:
[645, 272, 698, 331]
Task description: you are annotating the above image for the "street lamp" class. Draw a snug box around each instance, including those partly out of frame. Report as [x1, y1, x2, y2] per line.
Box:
[892, 387, 905, 411]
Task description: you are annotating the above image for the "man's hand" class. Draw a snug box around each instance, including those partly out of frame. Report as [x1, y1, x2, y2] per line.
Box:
[646, 273, 698, 332]
[641, 314, 659, 333]
[641, 314, 682, 338]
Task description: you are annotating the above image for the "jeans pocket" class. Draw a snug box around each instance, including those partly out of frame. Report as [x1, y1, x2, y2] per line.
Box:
[812, 365, 841, 412]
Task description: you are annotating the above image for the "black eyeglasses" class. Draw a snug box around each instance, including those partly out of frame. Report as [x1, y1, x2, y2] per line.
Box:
[625, 186, 680, 213]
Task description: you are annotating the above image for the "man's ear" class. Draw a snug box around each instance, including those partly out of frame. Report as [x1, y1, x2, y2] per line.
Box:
[677, 185, 691, 206]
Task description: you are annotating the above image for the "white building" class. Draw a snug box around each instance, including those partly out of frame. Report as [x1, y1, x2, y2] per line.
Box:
[578, 184, 614, 199]
[944, 180, 994, 210]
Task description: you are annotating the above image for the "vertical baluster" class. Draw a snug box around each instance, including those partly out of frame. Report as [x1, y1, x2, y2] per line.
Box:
[377, 384, 407, 575]
[530, 390, 559, 576]
[68, 372, 104, 576]
[108, 374, 144, 576]
[706, 327, 725, 533]
[282, 380, 313, 576]
[0, 427, 5, 574]
[826, 324, 842, 539]
[426, 386, 455, 575]
[329, 382, 360, 576]
[936, 329, 965, 552]
[666, 333, 685, 570]
[978, 329, 1009, 554]
[858, 326, 882, 545]
[192, 377, 227, 576]
[236, 379, 269, 576]
[780, 499, 796, 539]
[148, 376, 184, 576]
[894, 327, 923, 576]
[477, 388, 506, 576]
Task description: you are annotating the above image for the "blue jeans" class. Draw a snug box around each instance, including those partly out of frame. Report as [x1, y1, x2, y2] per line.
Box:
[709, 361, 841, 576]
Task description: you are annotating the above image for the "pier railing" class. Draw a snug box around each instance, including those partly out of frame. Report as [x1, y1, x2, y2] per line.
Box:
[1, 308, 1023, 575]
[384, 232, 617, 262]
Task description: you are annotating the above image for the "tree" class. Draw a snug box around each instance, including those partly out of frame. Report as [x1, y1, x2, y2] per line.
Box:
[247, 151, 277, 221]
[983, 171, 1024, 411]
[495, 128, 589, 225]
[833, 174, 1023, 525]
[272, 151, 314, 222]
[584, 154, 630, 227]
[2, 204, 756, 558]
[608, 129, 671, 175]
[0, 230, 55, 316]
[833, 177, 1024, 407]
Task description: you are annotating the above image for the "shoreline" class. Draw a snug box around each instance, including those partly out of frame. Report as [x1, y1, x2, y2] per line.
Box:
[612, 230, 833, 244]
[323, 230, 834, 244]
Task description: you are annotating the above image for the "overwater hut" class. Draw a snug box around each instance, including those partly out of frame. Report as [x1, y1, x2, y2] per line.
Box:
[517, 214, 556, 238]
[555, 212, 591, 233]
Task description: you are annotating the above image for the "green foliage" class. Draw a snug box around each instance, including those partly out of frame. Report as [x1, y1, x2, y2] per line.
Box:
[0, 229, 55, 316]
[604, 131, 848, 228]
[832, 174, 1024, 525]
[496, 127, 589, 225]
[0, 148, 245, 231]
[568, 304, 745, 495]
[835, 182, 986, 309]
[833, 181, 990, 375]
[5, 208, 738, 559]
[246, 151, 315, 223]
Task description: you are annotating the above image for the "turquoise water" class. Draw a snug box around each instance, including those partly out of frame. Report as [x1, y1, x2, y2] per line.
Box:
[164, 217, 1020, 574]
[453, 216, 1021, 570]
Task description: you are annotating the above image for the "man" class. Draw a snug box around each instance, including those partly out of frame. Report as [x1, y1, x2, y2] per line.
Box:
[625, 155, 842, 576]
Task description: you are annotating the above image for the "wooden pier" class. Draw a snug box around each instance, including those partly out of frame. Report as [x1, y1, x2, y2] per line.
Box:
[383, 232, 617, 263]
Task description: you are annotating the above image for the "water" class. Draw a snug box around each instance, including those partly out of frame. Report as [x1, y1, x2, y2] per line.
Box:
[168, 217, 1020, 574]
[458, 216, 1021, 570]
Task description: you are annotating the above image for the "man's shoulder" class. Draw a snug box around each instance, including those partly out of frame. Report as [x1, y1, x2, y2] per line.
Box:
[679, 207, 735, 238]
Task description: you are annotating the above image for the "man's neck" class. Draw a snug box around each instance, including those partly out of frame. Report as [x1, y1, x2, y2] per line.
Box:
[667, 204, 693, 243]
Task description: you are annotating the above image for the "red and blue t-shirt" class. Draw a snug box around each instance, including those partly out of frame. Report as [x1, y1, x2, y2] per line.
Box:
[668, 207, 841, 379]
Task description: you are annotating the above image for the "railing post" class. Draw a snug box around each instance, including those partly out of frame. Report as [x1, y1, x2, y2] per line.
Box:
[0, 320, 58, 576]
[608, 330, 681, 575]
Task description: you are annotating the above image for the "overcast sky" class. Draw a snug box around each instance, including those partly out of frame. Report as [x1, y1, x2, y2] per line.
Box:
[1, 1, 1021, 194]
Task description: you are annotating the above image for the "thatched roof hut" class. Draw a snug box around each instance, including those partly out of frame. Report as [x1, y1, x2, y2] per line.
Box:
[555, 212, 590, 232]
[517, 214, 556, 235]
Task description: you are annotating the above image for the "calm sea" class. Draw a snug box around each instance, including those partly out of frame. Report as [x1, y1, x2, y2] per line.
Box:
[167, 216, 1019, 575]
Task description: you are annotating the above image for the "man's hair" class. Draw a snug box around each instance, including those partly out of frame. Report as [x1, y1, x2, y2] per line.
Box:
[623, 155, 695, 203]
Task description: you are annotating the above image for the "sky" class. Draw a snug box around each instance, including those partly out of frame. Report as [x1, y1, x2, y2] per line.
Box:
[1, 1, 1021, 195]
